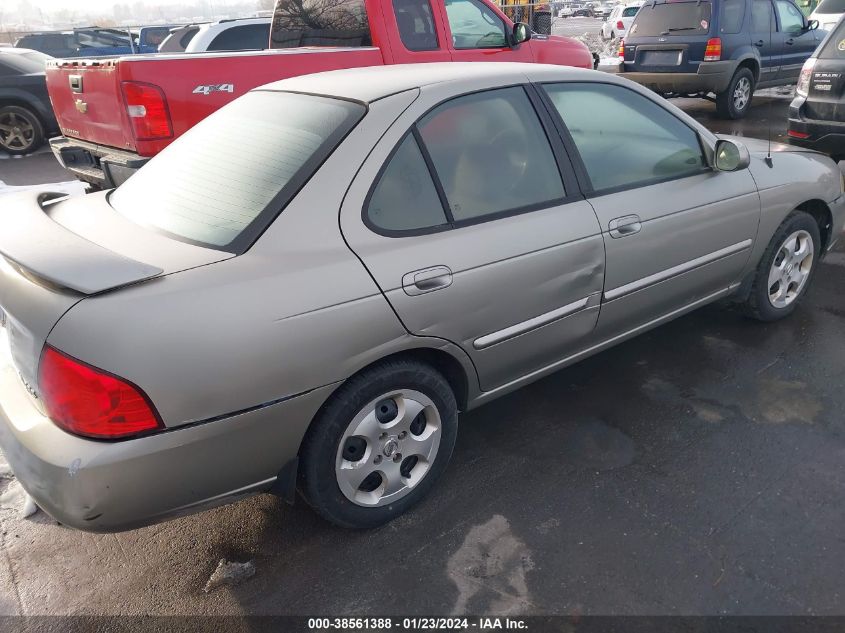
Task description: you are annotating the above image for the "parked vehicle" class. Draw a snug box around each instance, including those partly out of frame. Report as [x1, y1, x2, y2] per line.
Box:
[182, 18, 272, 53]
[593, 2, 615, 18]
[157, 24, 205, 53]
[15, 27, 171, 58]
[602, 1, 644, 38]
[2, 62, 843, 532]
[809, 0, 844, 30]
[787, 15, 844, 161]
[0, 48, 58, 154]
[46, 0, 592, 190]
[620, 0, 825, 118]
[573, 6, 595, 15]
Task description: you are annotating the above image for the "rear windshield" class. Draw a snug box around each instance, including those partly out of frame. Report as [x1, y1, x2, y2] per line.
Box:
[110, 91, 365, 251]
[623, 6, 642, 16]
[629, 1, 713, 36]
[815, 0, 845, 12]
[819, 19, 845, 58]
[271, 0, 372, 47]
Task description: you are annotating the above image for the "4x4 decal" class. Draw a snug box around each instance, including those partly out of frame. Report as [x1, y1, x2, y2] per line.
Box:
[192, 83, 235, 96]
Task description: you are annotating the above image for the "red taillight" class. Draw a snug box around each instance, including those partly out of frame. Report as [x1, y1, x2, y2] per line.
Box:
[39, 346, 163, 440]
[617, 20, 625, 30]
[618, 40, 625, 59]
[121, 81, 173, 141]
[787, 130, 811, 139]
[704, 37, 722, 62]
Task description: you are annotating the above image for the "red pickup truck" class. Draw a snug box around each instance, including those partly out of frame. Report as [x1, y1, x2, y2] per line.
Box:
[46, 0, 592, 189]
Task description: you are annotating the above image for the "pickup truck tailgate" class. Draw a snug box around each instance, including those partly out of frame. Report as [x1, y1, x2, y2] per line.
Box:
[46, 59, 135, 152]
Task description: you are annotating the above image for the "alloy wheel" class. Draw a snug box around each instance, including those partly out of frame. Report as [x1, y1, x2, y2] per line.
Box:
[733, 77, 751, 112]
[768, 230, 814, 309]
[0, 111, 36, 152]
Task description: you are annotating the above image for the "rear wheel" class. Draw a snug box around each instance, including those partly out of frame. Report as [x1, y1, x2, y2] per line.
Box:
[299, 359, 458, 528]
[742, 211, 821, 322]
[716, 68, 755, 120]
[0, 105, 44, 155]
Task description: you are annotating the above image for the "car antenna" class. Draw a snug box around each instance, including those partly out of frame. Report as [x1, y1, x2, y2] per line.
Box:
[764, 1, 774, 167]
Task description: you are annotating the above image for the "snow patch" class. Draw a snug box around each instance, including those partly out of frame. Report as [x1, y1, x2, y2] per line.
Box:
[203, 559, 256, 593]
[0, 179, 87, 197]
[0, 479, 38, 518]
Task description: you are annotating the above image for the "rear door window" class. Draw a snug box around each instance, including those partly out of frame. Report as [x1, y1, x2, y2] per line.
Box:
[207, 23, 271, 51]
[393, 0, 440, 51]
[271, 0, 372, 47]
[720, 0, 746, 33]
[630, 1, 712, 36]
[110, 91, 365, 251]
[751, 0, 776, 31]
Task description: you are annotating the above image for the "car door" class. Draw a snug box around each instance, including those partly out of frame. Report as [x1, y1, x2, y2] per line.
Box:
[774, 0, 822, 81]
[383, 0, 453, 62]
[750, 0, 782, 83]
[340, 84, 605, 391]
[439, 0, 533, 62]
[539, 81, 761, 338]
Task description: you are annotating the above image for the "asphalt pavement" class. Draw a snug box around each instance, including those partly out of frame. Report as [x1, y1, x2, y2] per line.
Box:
[0, 85, 844, 618]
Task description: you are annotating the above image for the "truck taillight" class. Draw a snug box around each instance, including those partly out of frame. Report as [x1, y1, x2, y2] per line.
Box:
[796, 57, 816, 97]
[704, 38, 722, 62]
[121, 81, 173, 141]
[39, 346, 163, 440]
[617, 20, 624, 30]
[618, 40, 625, 59]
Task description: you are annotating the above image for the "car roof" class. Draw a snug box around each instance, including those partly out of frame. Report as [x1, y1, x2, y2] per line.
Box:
[259, 62, 599, 103]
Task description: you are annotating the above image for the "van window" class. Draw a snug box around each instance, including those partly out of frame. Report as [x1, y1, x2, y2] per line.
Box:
[394, 0, 440, 51]
[271, 0, 372, 47]
[629, 1, 712, 36]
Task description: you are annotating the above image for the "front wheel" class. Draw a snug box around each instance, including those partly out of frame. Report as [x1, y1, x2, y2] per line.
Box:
[0, 105, 44, 155]
[742, 211, 821, 322]
[716, 68, 755, 120]
[299, 359, 458, 528]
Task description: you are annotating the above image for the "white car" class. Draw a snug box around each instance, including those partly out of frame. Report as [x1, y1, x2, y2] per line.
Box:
[601, 1, 644, 39]
[182, 17, 271, 53]
[809, 0, 844, 33]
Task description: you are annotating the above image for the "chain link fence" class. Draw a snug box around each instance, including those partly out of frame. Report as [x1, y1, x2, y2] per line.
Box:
[493, 2, 556, 35]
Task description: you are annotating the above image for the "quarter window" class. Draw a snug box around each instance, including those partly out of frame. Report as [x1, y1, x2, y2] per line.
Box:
[543, 83, 706, 193]
[394, 0, 440, 51]
[418, 87, 565, 222]
[444, 0, 508, 49]
[368, 135, 448, 231]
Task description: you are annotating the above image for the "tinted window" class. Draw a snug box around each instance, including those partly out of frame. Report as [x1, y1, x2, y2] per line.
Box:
[110, 92, 364, 250]
[629, 1, 712, 36]
[394, 0, 440, 51]
[180, 28, 199, 48]
[445, 0, 508, 49]
[622, 6, 641, 16]
[418, 87, 565, 222]
[819, 19, 845, 58]
[368, 135, 448, 231]
[816, 0, 845, 11]
[720, 0, 746, 32]
[775, 0, 805, 31]
[751, 0, 776, 31]
[544, 83, 705, 192]
[272, 0, 371, 47]
[208, 23, 271, 50]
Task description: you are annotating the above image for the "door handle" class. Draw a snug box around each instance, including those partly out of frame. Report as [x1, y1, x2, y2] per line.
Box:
[754, 39, 765, 47]
[402, 266, 453, 296]
[785, 38, 794, 45]
[608, 215, 642, 239]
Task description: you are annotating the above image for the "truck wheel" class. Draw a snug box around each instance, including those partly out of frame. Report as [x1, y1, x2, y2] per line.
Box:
[741, 211, 820, 322]
[299, 358, 458, 528]
[0, 105, 44, 155]
[715, 68, 755, 120]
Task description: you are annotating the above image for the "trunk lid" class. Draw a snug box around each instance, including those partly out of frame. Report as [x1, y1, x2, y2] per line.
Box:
[45, 58, 136, 151]
[0, 190, 232, 393]
[804, 42, 845, 122]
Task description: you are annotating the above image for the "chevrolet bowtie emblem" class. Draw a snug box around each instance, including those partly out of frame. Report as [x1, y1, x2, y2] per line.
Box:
[75, 99, 88, 114]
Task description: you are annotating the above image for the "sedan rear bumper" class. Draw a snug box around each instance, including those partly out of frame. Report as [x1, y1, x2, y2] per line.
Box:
[0, 331, 335, 532]
[620, 61, 736, 95]
[49, 136, 148, 190]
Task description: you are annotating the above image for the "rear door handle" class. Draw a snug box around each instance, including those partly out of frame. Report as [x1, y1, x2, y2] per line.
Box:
[402, 266, 453, 296]
[754, 39, 765, 47]
[785, 38, 794, 45]
[608, 215, 642, 239]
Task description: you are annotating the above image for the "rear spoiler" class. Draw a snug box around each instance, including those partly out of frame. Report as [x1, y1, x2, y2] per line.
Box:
[0, 191, 163, 295]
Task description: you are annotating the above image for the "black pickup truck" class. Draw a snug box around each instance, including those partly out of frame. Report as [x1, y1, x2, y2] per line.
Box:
[0, 48, 58, 155]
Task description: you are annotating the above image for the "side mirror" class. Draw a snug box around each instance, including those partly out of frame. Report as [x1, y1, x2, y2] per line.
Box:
[512, 22, 531, 46]
[713, 139, 751, 172]
[806, 19, 819, 30]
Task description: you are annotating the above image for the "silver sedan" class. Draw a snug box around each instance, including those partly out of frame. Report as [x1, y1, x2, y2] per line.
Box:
[0, 63, 843, 531]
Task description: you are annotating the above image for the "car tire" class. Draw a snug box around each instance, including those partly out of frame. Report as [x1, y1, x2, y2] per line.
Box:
[715, 68, 755, 120]
[0, 105, 44, 155]
[742, 211, 821, 322]
[299, 358, 458, 529]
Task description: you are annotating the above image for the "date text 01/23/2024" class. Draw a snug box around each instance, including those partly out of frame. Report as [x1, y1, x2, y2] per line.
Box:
[307, 617, 528, 630]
